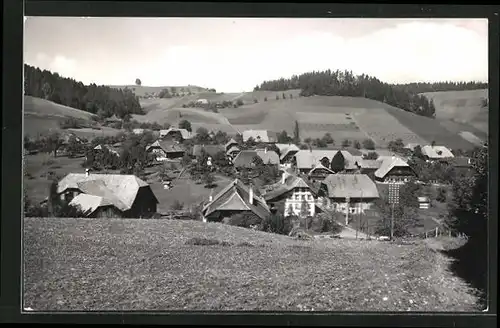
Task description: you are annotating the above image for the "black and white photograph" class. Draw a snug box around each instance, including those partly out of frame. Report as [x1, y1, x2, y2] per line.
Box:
[22, 16, 489, 312]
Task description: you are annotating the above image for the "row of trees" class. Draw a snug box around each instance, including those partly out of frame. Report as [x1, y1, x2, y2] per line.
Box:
[254, 70, 486, 118]
[24, 64, 144, 119]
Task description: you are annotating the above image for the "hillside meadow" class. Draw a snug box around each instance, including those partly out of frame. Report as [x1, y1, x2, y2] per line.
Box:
[23, 218, 481, 312]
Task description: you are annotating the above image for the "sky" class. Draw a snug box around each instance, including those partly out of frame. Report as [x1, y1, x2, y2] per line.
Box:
[24, 17, 488, 93]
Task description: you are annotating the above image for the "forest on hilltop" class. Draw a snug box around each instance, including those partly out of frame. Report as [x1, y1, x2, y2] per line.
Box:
[254, 69, 488, 118]
[24, 64, 144, 118]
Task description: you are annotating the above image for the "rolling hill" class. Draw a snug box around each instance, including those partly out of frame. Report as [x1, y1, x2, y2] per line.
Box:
[420, 89, 488, 134]
[24, 87, 486, 151]
[23, 96, 121, 139]
[109, 85, 211, 98]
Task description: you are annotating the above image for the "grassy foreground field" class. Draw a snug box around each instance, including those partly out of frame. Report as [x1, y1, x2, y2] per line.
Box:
[23, 218, 481, 312]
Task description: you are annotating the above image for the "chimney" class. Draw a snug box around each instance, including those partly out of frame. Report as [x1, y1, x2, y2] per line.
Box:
[85, 168, 90, 177]
[248, 183, 254, 205]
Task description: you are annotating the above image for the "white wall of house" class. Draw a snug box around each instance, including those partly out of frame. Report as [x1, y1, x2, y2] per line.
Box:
[320, 197, 374, 214]
[284, 187, 315, 217]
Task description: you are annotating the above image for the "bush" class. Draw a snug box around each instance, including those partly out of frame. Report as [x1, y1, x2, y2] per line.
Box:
[363, 138, 376, 150]
[264, 97, 267, 102]
[236, 99, 244, 106]
[171, 200, 184, 211]
[254, 99, 258, 103]
[222, 212, 261, 228]
[260, 213, 292, 235]
[436, 187, 447, 203]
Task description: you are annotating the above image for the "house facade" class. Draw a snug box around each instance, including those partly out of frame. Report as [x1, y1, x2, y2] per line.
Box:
[374, 156, 416, 184]
[318, 174, 379, 215]
[160, 128, 193, 141]
[146, 140, 185, 161]
[421, 145, 455, 162]
[263, 174, 318, 218]
[307, 163, 334, 182]
[201, 179, 271, 223]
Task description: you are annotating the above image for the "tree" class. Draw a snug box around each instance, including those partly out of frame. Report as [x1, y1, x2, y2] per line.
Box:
[44, 132, 64, 158]
[330, 151, 346, 172]
[171, 200, 184, 211]
[66, 135, 85, 157]
[362, 138, 375, 150]
[353, 140, 361, 149]
[413, 145, 424, 159]
[254, 99, 258, 104]
[277, 130, 292, 144]
[341, 139, 351, 148]
[322, 133, 334, 144]
[135, 78, 142, 86]
[234, 133, 243, 145]
[320, 157, 330, 168]
[364, 151, 379, 160]
[203, 172, 216, 188]
[293, 120, 300, 144]
[316, 138, 327, 148]
[276, 94, 280, 100]
[195, 127, 210, 143]
[388, 138, 405, 153]
[236, 99, 244, 106]
[179, 119, 192, 132]
[282, 92, 286, 99]
[264, 97, 268, 102]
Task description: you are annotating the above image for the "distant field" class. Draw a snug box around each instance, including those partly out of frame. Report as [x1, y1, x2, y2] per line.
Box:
[420, 89, 487, 122]
[383, 105, 476, 150]
[24, 218, 480, 311]
[24, 115, 62, 138]
[458, 131, 484, 147]
[109, 85, 209, 97]
[24, 96, 96, 120]
[353, 109, 427, 147]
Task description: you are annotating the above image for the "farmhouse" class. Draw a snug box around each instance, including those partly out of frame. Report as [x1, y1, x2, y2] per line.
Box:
[450, 156, 473, 173]
[192, 144, 224, 158]
[404, 143, 421, 151]
[318, 174, 379, 215]
[132, 128, 144, 135]
[196, 98, 209, 105]
[201, 179, 271, 223]
[160, 128, 193, 141]
[146, 140, 185, 161]
[307, 163, 335, 181]
[105, 114, 122, 123]
[263, 173, 319, 218]
[421, 145, 454, 162]
[226, 146, 241, 158]
[233, 149, 280, 170]
[57, 172, 159, 218]
[242, 130, 277, 143]
[374, 156, 416, 184]
[225, 138, 239, 152]
[93, 144, 120, 157]
[354, 159, 381, 176]
[279, 143, 300, 164]
[294, 150, 357, 174]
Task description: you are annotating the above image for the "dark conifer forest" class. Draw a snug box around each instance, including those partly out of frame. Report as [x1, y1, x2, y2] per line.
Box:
[24, 64, 144, 118]
[254, 69, 487, 118]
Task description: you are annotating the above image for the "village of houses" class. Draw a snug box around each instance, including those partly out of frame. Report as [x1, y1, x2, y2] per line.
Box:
[24, 121, 475, 240]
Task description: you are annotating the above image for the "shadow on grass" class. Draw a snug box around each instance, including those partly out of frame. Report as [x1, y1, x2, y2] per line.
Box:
[441, 238, 487, 307]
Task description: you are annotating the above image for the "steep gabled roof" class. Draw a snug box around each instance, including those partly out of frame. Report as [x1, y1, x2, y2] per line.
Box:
[356, 159, 383, 170]
[58, 173, 157, 211]
[321, 174, 379, 199]
[225, 138, 238, 149]
[308, 163, 335, 175]
[263, 175, 318, 201]
[256, 149, 280, 165]
[242, 130, 275, 143]
[160, 128, 193, 140]
[202, 179, 270, 220]
[147, 140, 185, 153]
[69, 194, 117, 216]
[233, 150, 259, 168]
[226, 146, 241, 155]
[279, 144, 300, 161]
[294, 150, 357, 170]
[421, 145, 454, 159]
[374, 156, 411, 179]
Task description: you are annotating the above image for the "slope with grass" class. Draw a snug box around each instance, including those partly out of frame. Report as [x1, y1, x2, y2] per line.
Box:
[420, 89, 488, 134]
[23, 96, 123, 139]
[24, 218, 481, 312]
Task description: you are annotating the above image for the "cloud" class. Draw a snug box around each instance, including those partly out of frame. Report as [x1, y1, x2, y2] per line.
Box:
[49, 55, 77, 77]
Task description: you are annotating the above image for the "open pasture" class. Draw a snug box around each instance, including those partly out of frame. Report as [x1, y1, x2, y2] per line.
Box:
[352, 109, 427, 147]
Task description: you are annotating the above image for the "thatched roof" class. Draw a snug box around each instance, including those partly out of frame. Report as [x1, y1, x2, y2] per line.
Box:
[321, 174, 379, 199]
[58, 173, 157, 211]
[294, 150, 357, 170]
[421, 145, 454, 159]
[374, 156, 411, 179]
[202, 179, 270, 220]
